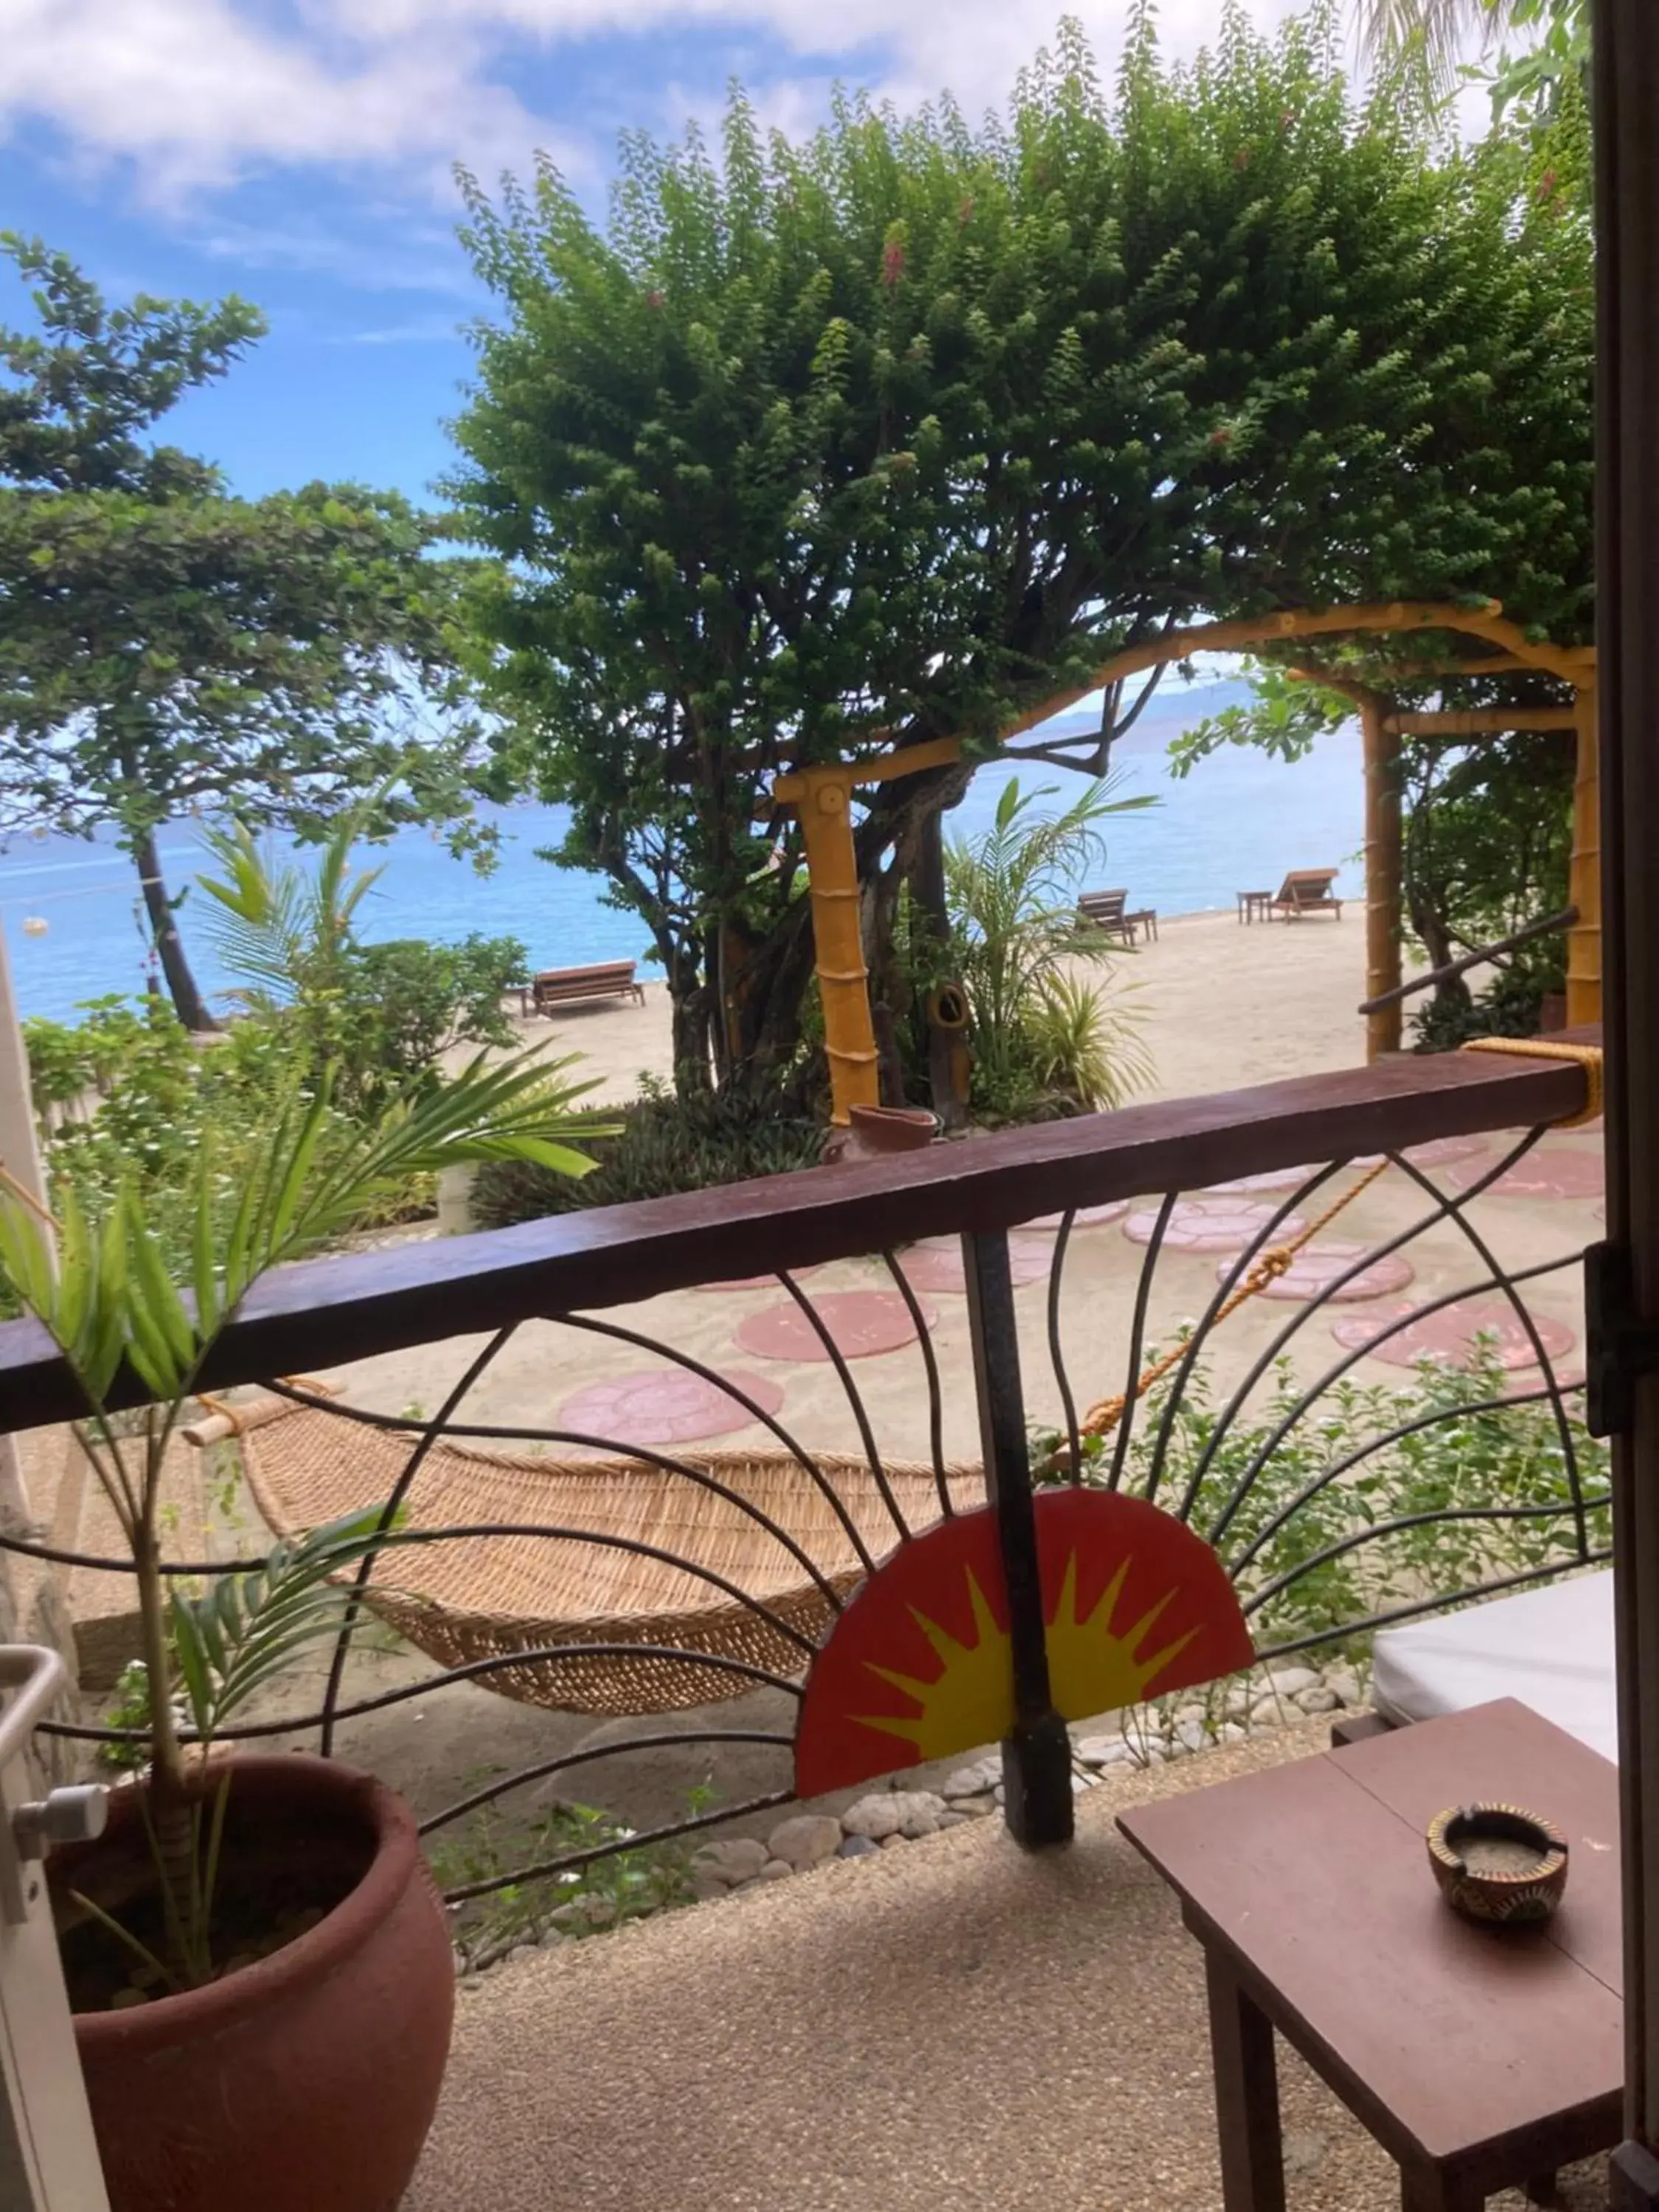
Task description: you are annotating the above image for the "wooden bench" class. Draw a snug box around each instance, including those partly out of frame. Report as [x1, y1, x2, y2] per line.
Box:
[521, 961, 646, 1016]
[1268, 867, 1343, 921]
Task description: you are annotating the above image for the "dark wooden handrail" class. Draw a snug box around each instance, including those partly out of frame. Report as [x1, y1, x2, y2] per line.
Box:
[1357, 907, 1579, 1016]
[0, 1038, 1596, 1433]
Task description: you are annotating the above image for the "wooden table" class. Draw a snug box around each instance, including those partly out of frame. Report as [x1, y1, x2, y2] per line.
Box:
[1237, 889, 1273, 924]
[1117, 1700, 1623, 2211]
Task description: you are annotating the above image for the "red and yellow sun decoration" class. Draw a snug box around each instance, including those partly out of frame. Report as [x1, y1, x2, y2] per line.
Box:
[795, 1489, 1253, 1796]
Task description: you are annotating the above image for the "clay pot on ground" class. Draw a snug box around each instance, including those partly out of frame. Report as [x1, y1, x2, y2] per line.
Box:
[55, 1754, 453, 2212]
[821, 1105, 941, 1166]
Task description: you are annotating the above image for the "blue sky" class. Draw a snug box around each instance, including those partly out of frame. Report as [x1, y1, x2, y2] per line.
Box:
[3, 0, 1313, 507]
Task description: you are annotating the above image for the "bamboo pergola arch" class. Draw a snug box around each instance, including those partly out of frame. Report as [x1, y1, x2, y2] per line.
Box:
[774, 598, 1596, 1121]
[1004, 597, 1599, 1066]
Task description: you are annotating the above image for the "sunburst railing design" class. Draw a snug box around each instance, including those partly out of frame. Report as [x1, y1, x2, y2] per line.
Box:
[0, 1045, 1604, 1915]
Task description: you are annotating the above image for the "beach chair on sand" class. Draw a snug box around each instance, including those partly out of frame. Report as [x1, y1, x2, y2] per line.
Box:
[1078, 888, 1158, 945]
[1267, 869, 1343, 922]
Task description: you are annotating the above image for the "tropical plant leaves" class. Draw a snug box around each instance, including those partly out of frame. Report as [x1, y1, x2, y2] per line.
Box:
[170, 1506, 404, 1741]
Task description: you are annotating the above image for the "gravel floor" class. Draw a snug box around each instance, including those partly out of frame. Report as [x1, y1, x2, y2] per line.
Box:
[406, 1719, 1612, 2212]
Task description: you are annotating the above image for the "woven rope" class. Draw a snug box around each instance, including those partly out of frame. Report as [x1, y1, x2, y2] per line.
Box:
[232, 1404, 980, 1717]
[1078, 1159, 1389, 1441]
[1460, 1037, 1604, 1129]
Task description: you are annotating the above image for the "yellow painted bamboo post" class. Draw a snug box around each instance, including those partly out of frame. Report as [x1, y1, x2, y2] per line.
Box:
[1568, 682, 1602, 1028]
[775, 765, 881, 1124]
[771, 737, 964, 1127]
[1362, 698, 1405, 1061]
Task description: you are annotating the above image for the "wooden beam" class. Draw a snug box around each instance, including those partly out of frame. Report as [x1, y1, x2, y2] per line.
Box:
[1384, 708, 1581, 736]
[771, 734, 961, 807]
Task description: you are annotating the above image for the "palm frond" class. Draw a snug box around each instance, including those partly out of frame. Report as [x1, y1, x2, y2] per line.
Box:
[0, 1051, 612, 1447]
[1355, 0, 1517, 93]
[193, 822, 312, 1006]
[170, 1506, 403, 1742]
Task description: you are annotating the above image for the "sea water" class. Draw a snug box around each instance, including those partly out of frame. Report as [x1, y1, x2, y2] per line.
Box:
[0, 682, 1363, 1024]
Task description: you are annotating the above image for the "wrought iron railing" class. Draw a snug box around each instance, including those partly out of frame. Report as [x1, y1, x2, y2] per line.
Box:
[0, 1042, 1604, 1934]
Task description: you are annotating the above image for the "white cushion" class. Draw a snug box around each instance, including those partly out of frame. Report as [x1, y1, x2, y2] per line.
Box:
[1371, 1570, 1617, 1764]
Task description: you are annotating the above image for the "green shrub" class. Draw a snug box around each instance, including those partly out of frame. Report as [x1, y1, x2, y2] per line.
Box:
[1034, 1344, 1607, 1658]
[941, 779, 1155, 1124]
[1411, 961, 1560, 1053]
[331, 933, 527, 1114]
[7, 995, 440, 1324]
[472, 1080, 822, 1225]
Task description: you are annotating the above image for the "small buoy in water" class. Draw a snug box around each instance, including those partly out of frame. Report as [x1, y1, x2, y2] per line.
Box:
[21, 917, 48, 937]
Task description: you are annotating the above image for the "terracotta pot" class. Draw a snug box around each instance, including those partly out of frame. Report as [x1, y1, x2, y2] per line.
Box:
[821, 1104, 941, 1166]
[849, 1105, 940, 1149]
[58, 1754, 453, 2212]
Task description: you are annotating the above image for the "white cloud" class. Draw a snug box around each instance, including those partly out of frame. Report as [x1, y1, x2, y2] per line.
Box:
[0, 0, 567, 198]
[1, 0, 1329, 201]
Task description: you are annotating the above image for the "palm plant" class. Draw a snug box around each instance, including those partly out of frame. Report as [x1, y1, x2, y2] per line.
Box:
[1355, 0, 1585, 105]
[945, 777, 1155, 1119]
[1357, 0, 1514, 80]
[0, 1048, 611, 1989]
[195, 804, 383, 1012]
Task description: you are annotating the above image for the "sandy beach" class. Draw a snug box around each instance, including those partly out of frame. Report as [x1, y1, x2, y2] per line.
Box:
[514, 905, 1371, 1107]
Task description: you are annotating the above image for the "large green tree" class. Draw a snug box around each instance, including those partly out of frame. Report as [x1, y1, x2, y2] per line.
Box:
[0, 237, 473, 1030]
[451, 6, 1592, 1099]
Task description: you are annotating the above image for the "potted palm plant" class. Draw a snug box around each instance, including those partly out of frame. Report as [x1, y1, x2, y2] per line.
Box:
[0, 1048, 608, 2212]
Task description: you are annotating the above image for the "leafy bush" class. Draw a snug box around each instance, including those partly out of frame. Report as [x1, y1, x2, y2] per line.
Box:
[942, 779, 1154, 1124]
[1034, 1345, 1607, 1659]
[1411, 961, 1559, 1053]
[10, 993, 442, 1324]
[25, 997, 319, 1219]
[331, 933, 527, 1114]
[1020, 972, 1152, 1118]
[196, 813, 528, 1113]
[472, 1080, 822, 1225]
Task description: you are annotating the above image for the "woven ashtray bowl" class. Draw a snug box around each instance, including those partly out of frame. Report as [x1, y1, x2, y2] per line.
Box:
[1425, 1803, 1571, 1926]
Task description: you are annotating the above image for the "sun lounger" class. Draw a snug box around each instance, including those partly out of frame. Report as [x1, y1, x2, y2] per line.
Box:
[1078, 888, 1158, 945]
[522, 960, 646, 1015]
[1268, 868, 1343, 920]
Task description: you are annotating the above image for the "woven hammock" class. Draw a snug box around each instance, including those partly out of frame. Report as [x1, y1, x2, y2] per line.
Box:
[197, 1397, 981, 1717]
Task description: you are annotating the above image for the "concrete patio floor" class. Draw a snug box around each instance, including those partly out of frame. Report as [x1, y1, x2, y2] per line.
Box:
[407, 1718, 1612, 2212]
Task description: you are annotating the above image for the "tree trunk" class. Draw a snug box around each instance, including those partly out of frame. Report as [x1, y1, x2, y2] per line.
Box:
[133, 825, 218, 1032]
[1405, 879, 1472, 1018]
[669, 983, 715, 1091]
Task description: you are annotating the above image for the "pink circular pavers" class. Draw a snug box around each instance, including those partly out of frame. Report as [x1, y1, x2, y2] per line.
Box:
[1124, 1198, 1307, 1256]
[556, 1368, 785, 1447]
[734, 1290, 936, 1363]
[1449, 1147, 1604, 1201]
[1397, 1134, 1492, 1169]
[692, 1265, 821, 1293]
[1332, 1298, 1576, 1371]
[1203, 1166, 1321, 1197]
[1218, 1241, 1415, 1304]
[1023, 1200, 1133, 1231]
